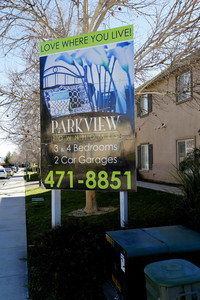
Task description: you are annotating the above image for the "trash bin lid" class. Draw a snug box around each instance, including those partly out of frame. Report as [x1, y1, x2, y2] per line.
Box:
[106, 226, 200, 258]
[143, 225, 200, 253]
[144, 259, 200, 287]
[106, 229, 168, 257]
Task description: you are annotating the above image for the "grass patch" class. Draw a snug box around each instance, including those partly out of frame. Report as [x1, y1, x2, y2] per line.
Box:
[26, 186, 191, 299]
[26, 186, 185, 244]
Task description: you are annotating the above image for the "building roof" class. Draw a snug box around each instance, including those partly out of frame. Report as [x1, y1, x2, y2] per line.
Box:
[136, 49, 200, 95]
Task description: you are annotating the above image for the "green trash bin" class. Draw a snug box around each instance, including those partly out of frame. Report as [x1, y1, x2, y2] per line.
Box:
[106, 226, 200, 300]
[144, 259, 200, 300]
[106, 227, 170, 299]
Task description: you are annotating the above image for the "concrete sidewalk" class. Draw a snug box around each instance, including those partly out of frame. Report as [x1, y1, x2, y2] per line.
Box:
[137, 180, 183, 195]
[0, 169, 28, 300]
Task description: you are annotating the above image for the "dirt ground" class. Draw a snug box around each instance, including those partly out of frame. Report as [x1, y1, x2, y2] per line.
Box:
[67, 206, 117, 217]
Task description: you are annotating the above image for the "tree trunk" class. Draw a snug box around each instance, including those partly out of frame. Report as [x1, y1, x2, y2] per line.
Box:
[83, 0, 89, 34]
[84, 190, 98, 214]
[83, 0, 98, 214]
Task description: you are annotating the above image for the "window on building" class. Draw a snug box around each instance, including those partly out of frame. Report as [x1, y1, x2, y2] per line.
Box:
[176, 71, 192, 103]
[138, 144, 153, 170]
[177, 139, 194, 165]
[141, 144, 149, 170]
[137, 94, 152, 117]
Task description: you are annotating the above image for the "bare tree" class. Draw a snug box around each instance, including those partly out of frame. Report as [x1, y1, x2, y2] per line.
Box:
[0, 0, 199, 122]
[0, 0, 199, 213]
[135, 0, 200, 89]
[0, 0, 155, 213]
[0, 65, 40, 151]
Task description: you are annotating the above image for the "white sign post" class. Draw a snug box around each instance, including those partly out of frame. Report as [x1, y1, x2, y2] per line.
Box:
[51, 190, 61, 228]
[120, 191, 128, 228]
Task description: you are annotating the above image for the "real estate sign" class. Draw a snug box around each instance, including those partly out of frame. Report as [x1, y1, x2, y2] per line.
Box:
[40, 25, 136, 191]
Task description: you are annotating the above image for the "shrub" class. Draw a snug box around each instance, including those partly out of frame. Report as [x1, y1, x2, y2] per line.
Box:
[24, 172, 41, 181]
[179, 148, 200, 171]
[29, 173, 41, 181]
[176, 148, 200, 210]
[28, 220, 107, 300]
[177, 164, 200, 209]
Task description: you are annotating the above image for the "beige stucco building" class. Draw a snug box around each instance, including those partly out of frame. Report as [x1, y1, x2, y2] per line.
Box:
[135, 51, 200, 183]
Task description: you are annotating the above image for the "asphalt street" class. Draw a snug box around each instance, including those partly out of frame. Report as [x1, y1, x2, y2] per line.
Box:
[0, 177, 9, 189]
